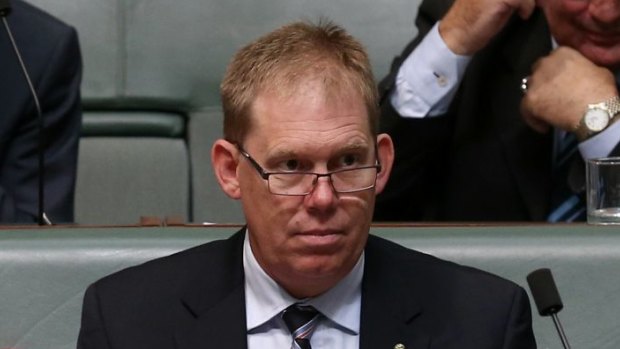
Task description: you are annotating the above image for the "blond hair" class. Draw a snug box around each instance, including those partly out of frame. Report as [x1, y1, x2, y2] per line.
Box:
[220, 19, 379, 144]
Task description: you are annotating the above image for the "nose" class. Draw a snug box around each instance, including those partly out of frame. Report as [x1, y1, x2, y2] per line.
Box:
[590, 0, 620, 25]
[304, 176, 337, 212]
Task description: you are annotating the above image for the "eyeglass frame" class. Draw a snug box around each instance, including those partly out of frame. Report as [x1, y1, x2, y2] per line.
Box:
[236, 144, 382, 196]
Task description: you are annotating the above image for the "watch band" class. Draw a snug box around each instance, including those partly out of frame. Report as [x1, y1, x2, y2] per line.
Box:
[605, 96, 620, 116]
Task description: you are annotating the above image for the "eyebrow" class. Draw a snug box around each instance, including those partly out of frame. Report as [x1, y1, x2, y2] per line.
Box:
[265, 140, 372, 163]
[338, 142, 370, 153]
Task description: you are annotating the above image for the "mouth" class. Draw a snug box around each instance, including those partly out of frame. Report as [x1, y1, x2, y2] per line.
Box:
[584, 30, 620, 46]
[294, 229, 344, 248]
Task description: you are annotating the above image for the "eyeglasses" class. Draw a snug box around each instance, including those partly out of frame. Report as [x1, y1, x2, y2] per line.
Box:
[237, 146, 381, 196]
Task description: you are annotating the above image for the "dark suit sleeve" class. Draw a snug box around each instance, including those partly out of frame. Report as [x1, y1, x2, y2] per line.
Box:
[502, 287, 537, 349]
[37, 26, 82, 223]
[77, 284, 112, 349]
[0, 22, 82, 223]
[374, 0, 455, 221]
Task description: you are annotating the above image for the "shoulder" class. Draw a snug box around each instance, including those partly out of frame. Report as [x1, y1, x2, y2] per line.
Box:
[6, 0, 80, 76]
[10, 0, 76, 37]
[364, 235, 532, 338]
[78, 231, 246, 345]
[90, 230, 245, 298]
[364, 235, 535, 347]
[365, 234, 523, 296]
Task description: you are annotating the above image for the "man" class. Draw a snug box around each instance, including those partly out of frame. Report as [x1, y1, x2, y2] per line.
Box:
[77, 20, 536, 348]
[0, 0, 82, 223]
[374, 0, 620, 222]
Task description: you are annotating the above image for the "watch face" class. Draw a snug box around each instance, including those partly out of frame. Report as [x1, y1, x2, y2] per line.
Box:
[585, 108, 610, 132]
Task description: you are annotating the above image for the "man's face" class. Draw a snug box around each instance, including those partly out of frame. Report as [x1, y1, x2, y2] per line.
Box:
[236, 82, 391, 298]
[541, 0, 620, 68]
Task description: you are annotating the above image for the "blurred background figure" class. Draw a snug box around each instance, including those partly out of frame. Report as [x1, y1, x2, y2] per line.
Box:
[0, 0, 82, 223]
[374, 0, 620, 222]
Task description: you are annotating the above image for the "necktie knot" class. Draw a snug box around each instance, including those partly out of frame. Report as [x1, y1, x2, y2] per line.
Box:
[282, 304, 320, 349]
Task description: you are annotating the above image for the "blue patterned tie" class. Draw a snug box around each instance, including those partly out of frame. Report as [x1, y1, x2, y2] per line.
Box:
[547, 132, 586, 222]
[282, 304, 321, 349]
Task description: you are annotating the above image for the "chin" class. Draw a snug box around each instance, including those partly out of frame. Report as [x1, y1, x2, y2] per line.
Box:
[292, 255, 350, 277]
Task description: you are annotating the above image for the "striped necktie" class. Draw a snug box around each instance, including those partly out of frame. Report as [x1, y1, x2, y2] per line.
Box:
[282, 304, 321, 349]
[547, 131, 586, 222]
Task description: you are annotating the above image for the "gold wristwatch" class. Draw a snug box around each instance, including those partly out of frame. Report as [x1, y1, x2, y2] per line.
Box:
[575, 96, 620, 141]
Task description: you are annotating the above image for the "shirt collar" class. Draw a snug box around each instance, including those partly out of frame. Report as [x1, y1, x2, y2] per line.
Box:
[243, 229, 363, 334]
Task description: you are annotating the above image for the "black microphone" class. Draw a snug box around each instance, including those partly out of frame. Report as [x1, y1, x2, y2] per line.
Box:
[527, 268, 571, 349]
[1, 0, 51, 225]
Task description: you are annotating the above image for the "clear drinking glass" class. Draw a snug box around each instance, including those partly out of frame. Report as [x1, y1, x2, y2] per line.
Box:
[586, 157, 620, 224]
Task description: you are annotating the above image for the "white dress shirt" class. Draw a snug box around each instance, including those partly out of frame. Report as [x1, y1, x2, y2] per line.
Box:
[243, 231, 363, 349]
[391, 22, 620, 159]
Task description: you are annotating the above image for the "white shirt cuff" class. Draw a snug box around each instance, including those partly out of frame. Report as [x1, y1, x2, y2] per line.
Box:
[390, 22, 471, 118]
[579, 119, 620, 159]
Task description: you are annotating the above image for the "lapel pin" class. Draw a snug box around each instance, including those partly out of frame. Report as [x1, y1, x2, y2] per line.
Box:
[394, 344, 405, 349]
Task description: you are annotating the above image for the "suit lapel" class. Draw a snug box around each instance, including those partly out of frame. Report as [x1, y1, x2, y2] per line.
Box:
[175, 284, 247, 349]
[360, 237, 430, 349]
[174, 229, 248, 349]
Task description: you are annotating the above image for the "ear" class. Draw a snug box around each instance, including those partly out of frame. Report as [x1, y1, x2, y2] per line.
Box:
[211, 139, 242, 199]
[374, 133, 394, 195]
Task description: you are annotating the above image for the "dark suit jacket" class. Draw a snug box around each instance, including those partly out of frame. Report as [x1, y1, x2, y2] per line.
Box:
[77, 229, 536, 348]
[0, 0, 82, 223]
[374, 1, 620, 222]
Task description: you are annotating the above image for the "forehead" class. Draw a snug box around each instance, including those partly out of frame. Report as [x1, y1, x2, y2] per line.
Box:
[245, 82, 373, 154]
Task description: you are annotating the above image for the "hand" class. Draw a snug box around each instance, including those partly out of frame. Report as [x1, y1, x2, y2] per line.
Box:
[520, 46, 618, 134]
[439, 0, 535, 55]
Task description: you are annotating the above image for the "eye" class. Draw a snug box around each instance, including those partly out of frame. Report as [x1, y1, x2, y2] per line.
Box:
[283, 159, 300, 171]
[270, 158, 305, 172]
[335, 153, 362, 169]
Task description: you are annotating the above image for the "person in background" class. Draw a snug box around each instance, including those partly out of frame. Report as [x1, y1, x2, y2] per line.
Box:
[0, 0, 82, 223]
[76, 19, 536, 349]
[374, 0, 620, 222]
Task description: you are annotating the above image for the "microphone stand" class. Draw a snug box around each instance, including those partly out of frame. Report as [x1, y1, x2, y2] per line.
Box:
[551, 313, 571, 349]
